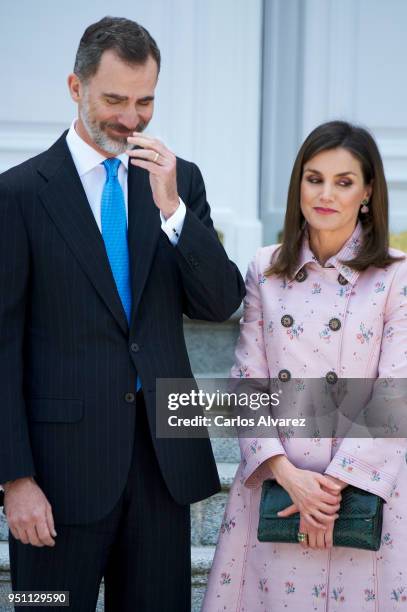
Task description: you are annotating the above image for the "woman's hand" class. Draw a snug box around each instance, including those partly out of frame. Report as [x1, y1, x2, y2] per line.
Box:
[267, 455, 341, 529]
[298, 513, 336, 550]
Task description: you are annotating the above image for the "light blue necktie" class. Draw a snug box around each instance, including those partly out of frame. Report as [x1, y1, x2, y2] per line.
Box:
[101, 158, 141, 391]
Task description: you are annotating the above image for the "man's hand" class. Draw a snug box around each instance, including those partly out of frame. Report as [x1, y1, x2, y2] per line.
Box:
[4, 477, 56, 547]
[126, 134, 180, 219]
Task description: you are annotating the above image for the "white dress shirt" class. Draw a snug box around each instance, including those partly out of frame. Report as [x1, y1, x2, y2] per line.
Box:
[65, 120, 186, 245]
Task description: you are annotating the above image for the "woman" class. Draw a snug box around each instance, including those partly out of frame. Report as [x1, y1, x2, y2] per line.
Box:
[202, 121, 407, 611]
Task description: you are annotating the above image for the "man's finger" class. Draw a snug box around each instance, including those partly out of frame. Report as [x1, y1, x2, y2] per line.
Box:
[26, 525, 42, 547]
[36, 518, 55, 547]
[130, 158, 162, 174]
[126, 148, 166, 166]
[46, 505, 57, 538]
[9, 525, 23, 543]
[127, 134, 166, 156]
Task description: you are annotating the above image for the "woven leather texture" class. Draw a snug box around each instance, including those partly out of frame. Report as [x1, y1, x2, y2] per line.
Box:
[258, 479, 384, 550]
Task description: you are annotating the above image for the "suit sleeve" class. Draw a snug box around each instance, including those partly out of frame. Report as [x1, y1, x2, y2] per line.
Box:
[0, 179, 35, 496]
[232, 254, 287, 488]
[175, 162, 245, 321]
[324, 259, 407, 503]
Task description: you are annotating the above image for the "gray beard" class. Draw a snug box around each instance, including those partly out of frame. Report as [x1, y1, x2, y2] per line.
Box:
[79, 95, 130, 156]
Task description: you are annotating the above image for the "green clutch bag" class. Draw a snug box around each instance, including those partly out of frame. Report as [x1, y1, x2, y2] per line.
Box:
[258, 479, 384, 550]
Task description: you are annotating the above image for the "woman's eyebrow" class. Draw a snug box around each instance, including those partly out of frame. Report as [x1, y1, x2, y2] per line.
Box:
[303, 168, 357, 177]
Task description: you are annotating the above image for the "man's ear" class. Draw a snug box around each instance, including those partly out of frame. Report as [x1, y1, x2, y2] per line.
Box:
[67, 73, 82, 103]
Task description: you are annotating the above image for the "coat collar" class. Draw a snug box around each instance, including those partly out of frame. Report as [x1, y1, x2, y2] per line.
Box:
[37, 132, 129, 335]
[37, 132, 161, 336]
[291, 221, 363, 285]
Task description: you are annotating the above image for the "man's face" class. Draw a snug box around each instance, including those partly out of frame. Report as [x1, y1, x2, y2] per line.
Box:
[71, 50, 159, 155]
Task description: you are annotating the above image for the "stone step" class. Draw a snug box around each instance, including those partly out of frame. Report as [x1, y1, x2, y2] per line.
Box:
[183, 315, 240, 375]
[191, 462, 237, 547]
[0, 462, 239, 547]
[0, 541, 215, 612]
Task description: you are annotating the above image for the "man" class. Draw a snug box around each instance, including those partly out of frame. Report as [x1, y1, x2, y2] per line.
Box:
[0, 16, 245, 611]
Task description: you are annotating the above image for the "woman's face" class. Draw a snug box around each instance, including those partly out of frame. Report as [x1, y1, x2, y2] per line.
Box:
[300, 147, 372, 234]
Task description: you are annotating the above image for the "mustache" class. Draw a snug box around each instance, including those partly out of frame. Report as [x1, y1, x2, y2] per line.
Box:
[101, 121, 146, 134]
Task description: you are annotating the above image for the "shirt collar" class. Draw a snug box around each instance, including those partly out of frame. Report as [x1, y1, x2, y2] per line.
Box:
[66, 119, 129, 177]
[291, 221, 363, 285]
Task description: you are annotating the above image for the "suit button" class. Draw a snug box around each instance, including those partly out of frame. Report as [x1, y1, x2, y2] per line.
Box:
[281, 314, 294, 328]
[278, 369, 291, 382]
[295, 268, 308, 282]
[337, 274, 348, 286]
[131, 343, 140, 353]
[325, 371, 338, 385]
[188, 253, 199, 268]
[328, 318, 341, 331]
[125, 392, 135, 403]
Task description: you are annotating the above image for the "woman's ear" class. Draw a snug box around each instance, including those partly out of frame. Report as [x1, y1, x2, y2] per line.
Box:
[365, 180, 373, 201]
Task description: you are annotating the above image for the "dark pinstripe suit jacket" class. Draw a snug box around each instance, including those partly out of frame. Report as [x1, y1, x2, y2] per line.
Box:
[0, 132, 245, 524]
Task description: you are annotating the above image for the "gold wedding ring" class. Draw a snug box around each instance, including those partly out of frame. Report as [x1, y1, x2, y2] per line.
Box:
[297, 532, 308, 543]
[153, 152, 160, 163]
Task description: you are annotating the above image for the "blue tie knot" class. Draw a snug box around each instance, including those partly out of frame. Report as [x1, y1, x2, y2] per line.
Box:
[103, 157, 121, 179]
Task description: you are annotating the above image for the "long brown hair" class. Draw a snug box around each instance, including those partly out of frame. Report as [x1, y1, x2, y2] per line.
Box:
[267, 120, 403, 278]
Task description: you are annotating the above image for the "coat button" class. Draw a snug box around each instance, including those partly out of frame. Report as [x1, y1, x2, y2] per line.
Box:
[328, 318, 341, 331]
[131, 343, 140, 353]
[278, 369, 291, 382]
[281, 314, 294, 328]
[325, 371, 338, 385]
[125, 392, 135, 403]
[295, 268, 308, 283]
[188, 253, 199, 268]
[337, 274, 348, 286]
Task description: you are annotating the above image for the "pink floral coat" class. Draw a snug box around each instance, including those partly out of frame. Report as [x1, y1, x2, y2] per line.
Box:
[202, 223, 407, 611]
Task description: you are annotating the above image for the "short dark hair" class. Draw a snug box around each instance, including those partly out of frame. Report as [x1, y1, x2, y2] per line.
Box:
[74, 16, 161, 82]
[267, 120, 404, 278]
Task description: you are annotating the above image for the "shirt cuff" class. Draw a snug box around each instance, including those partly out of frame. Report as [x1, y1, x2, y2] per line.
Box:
[160, 199, 186, 246]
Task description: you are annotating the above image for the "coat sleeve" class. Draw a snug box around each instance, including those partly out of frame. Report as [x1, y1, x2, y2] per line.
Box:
[324, 258, 407, 502]
[231, 252, 287, 488]
[0, 179, 36, 493]
[174, 162, 245, 322]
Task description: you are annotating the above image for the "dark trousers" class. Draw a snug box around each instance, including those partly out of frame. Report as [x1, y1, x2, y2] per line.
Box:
[9, 392, 191, 611]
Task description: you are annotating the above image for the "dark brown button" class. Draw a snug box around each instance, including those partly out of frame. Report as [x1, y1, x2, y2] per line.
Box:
[337, 274, 348, 286]
[328, 318, 341, 331]
[325, 371, 338, 385]
[278, 369, 291, 383]
[295, 268, 308, 283]
[125, 392, 135, 403]
[131, 343, 140, 353]
[281, 314, 294, 328]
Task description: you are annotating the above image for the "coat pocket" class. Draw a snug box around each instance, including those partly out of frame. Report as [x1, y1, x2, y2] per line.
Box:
[28, 398, 84, 423]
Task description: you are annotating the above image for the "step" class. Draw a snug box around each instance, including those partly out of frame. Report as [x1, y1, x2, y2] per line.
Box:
[0, 541, 215, 612]
[191, 462, 237, 547]
[0, 463, 239, 548]
[183, 315, 240, 375]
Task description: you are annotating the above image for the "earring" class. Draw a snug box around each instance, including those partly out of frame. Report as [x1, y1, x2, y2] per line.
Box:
[360, 199, 369, 214]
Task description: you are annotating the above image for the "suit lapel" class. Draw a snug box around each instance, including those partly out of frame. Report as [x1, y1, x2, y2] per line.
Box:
[127, 162, 161, 331]
[37, 134, 129, 335]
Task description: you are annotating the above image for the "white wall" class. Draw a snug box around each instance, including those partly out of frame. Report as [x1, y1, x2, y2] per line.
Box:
[261, 0, 407, 246]
[3, 1, 406, 273]
[0, 0, 263, 273]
